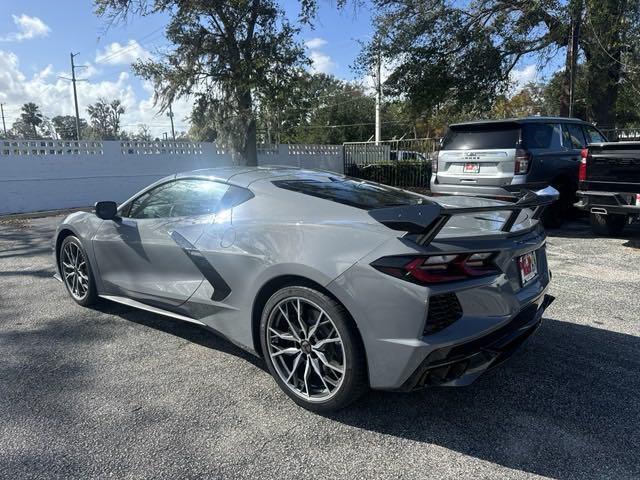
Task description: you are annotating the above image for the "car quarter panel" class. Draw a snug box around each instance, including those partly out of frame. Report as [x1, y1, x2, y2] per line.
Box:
[327, 226, 550, 390]
[180, 183, 395, 352]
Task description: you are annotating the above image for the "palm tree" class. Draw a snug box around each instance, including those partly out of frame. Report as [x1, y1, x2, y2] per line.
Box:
[20, 103, 44, 138]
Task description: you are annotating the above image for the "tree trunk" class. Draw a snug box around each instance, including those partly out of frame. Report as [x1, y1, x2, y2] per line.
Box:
[244, 117, 258, 166]
[559, 38, 573, 117]
[233, 89, 258, 167]
[560, 1, 583, 117]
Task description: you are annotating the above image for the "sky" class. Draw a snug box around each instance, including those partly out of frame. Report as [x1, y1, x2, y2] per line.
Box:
[0, 0, 542, 137]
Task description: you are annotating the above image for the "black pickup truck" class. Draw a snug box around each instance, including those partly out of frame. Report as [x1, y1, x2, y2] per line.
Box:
[575, 142, 640, 235]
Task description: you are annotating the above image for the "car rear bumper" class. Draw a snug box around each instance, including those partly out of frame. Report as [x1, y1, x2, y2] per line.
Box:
[397, 293, 554, 391]
[575, 190, 640, 215]
[430, 179, 548, 199]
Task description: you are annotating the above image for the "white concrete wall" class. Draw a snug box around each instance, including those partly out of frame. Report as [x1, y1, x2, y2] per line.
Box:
[0, 140, 343, 215]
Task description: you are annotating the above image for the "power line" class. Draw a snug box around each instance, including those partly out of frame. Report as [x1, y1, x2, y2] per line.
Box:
[297, 120, 411, 129]
[274, 95, 370, 115]
[584, 10, 640, 99]
[95, 27, 164, 65]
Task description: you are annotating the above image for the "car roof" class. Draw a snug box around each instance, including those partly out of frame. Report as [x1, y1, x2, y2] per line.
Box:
[449, 116, 593, 128]
[176, 165, 339, 188]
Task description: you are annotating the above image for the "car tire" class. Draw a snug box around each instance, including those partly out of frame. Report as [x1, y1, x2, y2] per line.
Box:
[59, 235, 98, 307]
[590, 212, 626, 236]
[260, 285, 368, 412]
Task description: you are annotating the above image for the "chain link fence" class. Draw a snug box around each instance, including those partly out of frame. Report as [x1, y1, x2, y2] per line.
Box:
[343, 138, 440, 189]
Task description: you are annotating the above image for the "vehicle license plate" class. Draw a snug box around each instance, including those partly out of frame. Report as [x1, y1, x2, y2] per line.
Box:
[463, 163, 480, 173]
[518, 251, 538, 285]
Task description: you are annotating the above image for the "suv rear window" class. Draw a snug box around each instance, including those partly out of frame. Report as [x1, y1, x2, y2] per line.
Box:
[442, 124, 520, 150]
[272, 178, 427, 210]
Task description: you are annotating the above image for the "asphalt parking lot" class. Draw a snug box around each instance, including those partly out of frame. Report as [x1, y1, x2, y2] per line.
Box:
[1, 214, 639, 479]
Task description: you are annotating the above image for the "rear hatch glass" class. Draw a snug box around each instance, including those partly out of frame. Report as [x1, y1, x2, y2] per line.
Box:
[438, 123, 521, 186]
[442, 124, 521, 150]
[272, 177, 428, 210]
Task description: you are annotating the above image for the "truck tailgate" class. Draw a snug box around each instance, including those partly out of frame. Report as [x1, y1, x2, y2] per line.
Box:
[586, 142, 640, 190]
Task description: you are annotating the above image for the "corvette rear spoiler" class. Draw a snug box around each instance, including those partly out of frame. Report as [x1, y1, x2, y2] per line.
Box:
[369, 186, 559, 245]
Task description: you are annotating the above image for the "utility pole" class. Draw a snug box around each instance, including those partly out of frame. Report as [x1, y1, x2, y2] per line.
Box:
[70, 52, 84, 141]
[167, 103, 176, 141]
[374, 50, 382, 145]
[0, 104, 6, 137]
[568, 21, 580, 117]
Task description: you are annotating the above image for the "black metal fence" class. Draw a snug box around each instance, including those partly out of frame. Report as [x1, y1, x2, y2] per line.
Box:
[343, 138, 440, 189]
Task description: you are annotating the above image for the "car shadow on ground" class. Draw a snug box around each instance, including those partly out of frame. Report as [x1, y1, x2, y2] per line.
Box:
[322, 317, 640, 479]
[88, 303, 640, 478]
[0, 219, 57, 259]
[93, 301, 267, 371]
[546, 217, 640, 248]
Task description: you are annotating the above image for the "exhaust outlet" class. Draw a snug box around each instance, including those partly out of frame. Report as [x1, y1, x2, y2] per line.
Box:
[591, 207, 608, 215]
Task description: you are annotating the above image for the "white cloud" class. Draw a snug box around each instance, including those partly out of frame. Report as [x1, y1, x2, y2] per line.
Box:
[0, 14, 51, 42]
[309, 50, 335, 74]
[95, 40, 153, 66]
[305, 37, 327, 50]
[510, 64, 538, 93]
[0, 49, 193, 138]
[305, 37, 335, 74]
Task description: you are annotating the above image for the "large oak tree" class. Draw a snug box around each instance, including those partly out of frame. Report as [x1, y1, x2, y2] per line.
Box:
[362, 0, 640, 127]
[95, 0, 320, 165]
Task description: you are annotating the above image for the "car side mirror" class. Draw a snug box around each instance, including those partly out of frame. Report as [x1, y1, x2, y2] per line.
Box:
[95, 201, 119, 220]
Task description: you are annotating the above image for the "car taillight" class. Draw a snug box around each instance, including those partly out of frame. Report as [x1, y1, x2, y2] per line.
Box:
[635, 194, 640, 205]
[579, 148, 588, 182]
[371, 252, 498, 285]
[515, 149, 531, 174]
[431, 150, 439, 174]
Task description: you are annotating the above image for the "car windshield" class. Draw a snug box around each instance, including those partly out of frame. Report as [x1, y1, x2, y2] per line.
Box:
[272, 177, 428, 210]
[442, 124, 521, 150]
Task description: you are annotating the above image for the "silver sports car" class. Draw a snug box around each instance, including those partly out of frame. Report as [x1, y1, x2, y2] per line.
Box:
[54, 166, 556, 411]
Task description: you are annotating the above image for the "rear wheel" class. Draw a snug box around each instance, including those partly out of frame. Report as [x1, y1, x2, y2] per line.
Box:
[260, 286, 368, 412]
[59, 235, 98, 306]
[590, 212, 627, 236]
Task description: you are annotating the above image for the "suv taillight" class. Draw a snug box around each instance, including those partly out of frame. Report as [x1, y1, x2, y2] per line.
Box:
[515, 149, 531, 175]
[431, 150, 439, 174]
[579, 148, 588, 182]
[371, 252, 498, 285]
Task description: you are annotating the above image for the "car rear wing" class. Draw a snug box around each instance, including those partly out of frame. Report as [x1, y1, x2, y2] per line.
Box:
[369, 186, 559, 245]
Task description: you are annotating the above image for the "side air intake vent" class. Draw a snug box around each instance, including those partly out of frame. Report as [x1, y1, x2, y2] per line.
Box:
[424, 293, 463, 335]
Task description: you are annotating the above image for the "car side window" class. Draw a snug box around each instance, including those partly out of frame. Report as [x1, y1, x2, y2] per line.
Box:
[127, 179, 230, 219]
[522, 123, 555, 149]
[583, 126, 607, 143]
[561, 123, 586, 149]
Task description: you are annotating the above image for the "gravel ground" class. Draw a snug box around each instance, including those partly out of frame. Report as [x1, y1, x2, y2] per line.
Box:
[1, 214, 639, 479]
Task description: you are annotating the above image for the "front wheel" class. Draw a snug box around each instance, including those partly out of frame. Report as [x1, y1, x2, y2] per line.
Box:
[59, 235, 98, 306]
[260, 286, 368, 412]
[590, 212, 627, 236]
